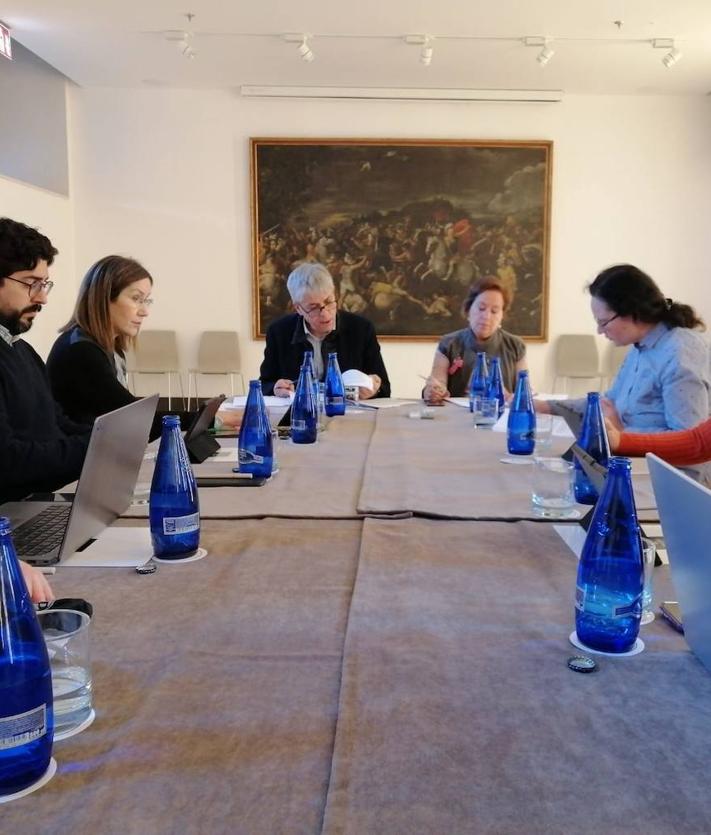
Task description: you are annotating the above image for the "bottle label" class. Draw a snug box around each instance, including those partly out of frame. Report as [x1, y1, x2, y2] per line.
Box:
[0, 704, 48, 750]
[292, 419, 307, 430]
[576, 586, 640, 618]
[162, 513, 200, 535]
[238, 450, 264, 465]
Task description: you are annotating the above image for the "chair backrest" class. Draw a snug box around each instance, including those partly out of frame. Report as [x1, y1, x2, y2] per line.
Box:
[133, 330, 180, 373]
[197, 331, 241, 374]
[553, 334, 600, 378]
[602, 343, 629, 383]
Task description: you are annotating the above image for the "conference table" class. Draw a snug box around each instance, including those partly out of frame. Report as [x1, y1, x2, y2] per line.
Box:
[8, 403, 711, 834]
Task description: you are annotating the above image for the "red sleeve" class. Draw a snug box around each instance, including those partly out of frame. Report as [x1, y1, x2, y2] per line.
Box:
[616, 417, 711, 467]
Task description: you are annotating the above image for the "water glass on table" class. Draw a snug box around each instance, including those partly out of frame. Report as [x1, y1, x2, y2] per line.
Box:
[531, 457, 576, 517]
[472, 396, 498, 428]
[37, 609, 93, 740]
[534, 413, 553, 450]
[640, 537, 657, 625]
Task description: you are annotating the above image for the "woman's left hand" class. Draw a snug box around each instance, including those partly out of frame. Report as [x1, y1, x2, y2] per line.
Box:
[600, 398, 623, 432]
[359, 375, 381, 400]
[20, 560, 54, 604]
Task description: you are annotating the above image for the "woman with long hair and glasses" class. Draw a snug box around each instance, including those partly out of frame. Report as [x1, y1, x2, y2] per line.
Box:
[539, 263, 710, 480]
[47, 255, 191, 438]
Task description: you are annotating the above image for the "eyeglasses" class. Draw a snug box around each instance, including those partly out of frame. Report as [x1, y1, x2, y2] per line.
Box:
[302, 298, 337, 316]
[127, 294, 154, 308]
[596, 313, 620, 330]
[4, 275, 54, 297]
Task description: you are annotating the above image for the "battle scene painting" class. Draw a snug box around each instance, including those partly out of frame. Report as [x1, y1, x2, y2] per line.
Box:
[251, 139, 552, 340]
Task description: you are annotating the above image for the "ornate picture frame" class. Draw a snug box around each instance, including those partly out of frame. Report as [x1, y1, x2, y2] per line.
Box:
[251, 138, 552, 341]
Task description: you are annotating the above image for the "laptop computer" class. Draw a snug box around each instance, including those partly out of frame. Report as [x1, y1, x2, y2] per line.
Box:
[647, 453, 711, 673]
[1, 394, 159, 567]
[184, 394, 226, 462]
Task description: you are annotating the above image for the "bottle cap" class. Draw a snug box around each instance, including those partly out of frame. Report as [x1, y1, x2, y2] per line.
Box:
[567, 655, 597, 673]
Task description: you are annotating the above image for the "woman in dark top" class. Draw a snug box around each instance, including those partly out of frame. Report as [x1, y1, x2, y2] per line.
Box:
[422, 277, 527, 402]
[47, 255, 180, 439]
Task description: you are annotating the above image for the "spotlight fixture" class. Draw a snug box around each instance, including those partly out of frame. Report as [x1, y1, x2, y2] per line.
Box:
[524, 36, 555, 66]
[164, 13, 197, 59]
[405, 34, 434, 66]
[284, 33, 315, 63]
[537, 44, 555, 66]
[653, 38, 682, 68]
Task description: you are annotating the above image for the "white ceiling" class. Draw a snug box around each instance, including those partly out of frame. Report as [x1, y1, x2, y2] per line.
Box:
[4, 0, 711, 95]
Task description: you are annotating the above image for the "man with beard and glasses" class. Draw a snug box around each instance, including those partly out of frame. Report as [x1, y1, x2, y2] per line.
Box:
[0, 217, 91, 504]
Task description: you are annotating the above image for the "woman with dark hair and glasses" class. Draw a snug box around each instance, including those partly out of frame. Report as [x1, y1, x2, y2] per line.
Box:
[422, 276, 527, 403]
[260, 262, 390, 399]
[47, 255, 191, 439]
[539, 263, 710, 478]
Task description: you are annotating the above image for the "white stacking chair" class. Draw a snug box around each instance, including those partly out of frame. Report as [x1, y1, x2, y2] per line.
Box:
[188, 330, 245, 409]
[552, 334, 602, 394]
[129, 329, 184, 409]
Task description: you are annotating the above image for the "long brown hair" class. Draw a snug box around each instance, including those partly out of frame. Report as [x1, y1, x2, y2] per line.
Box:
[60, 255, 153, 354]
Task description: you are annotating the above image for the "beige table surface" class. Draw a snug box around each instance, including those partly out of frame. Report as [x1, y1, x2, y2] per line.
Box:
[9, 518, 710, 834]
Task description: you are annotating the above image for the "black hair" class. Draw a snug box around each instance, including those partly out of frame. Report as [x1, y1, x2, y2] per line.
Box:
[0, 217, 58, 280]
[589, 264, 704, 331]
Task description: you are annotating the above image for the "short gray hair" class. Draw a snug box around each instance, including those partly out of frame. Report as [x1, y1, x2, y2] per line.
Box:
[287, 263, 335, 305]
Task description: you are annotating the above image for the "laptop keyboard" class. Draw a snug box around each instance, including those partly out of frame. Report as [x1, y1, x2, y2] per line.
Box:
[13, 504, 72, 556]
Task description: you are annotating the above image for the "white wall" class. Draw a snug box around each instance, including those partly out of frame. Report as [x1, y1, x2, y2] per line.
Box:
[66, 88, 711, 397]
[0, 172, 75, 358]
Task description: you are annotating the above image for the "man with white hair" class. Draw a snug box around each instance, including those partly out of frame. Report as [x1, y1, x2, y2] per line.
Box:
[260, 262, 390, 399]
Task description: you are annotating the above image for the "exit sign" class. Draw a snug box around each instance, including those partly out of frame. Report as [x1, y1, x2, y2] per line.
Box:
[0, 23, 11, 60]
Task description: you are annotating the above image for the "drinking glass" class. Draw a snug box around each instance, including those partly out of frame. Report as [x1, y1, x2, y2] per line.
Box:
[531, 457, 576, 517]
[640, 537, 657, 625]
[473, 397, 498, 428]
[534, 413, 553, 450]
[37, 609, 93, 740]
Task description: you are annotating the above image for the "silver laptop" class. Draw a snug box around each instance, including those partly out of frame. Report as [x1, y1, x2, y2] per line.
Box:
[647, 453, 711, 673]
[1, 394, 159, 566]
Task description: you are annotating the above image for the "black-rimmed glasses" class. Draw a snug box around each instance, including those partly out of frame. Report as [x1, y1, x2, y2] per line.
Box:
[596, 313, 619, 330]
[302, 299, 337, 316]
[3, 275, 54, 297]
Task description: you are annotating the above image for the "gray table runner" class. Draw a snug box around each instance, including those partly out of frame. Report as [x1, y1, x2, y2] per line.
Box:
[357, 406, 658, 520]
[126, 411, 377, 520]
[322, 518, 711, 834]
[7, 520, 362, 834]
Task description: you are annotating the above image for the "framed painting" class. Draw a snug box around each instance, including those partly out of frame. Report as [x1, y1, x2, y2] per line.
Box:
[251, 138, 552, 341]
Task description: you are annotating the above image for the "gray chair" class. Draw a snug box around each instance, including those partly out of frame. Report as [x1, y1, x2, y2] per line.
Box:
[188, 330, 245, 408]
[552, 334, 602, 393]
[129, 329, 185, 409]
[601, 343, 629, 389]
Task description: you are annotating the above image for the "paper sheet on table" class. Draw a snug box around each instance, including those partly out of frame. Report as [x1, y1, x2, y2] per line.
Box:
[492, 409, 574, 438]
[223, 394, 293, 410]
[342, 369, 373, 390]
[61, 526, 153, 568]
[349, 398, 419, 410]
[207, 447, 238, 463]
[554, 524, 587, 558]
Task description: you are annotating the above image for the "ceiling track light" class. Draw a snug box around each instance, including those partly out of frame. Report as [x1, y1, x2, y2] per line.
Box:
[405, 34, 434, 66]
[164, 13, 197, 59]
[283, 33, 315, 62]
[653, 38, 682, 68]
[524, 36, 554, 66]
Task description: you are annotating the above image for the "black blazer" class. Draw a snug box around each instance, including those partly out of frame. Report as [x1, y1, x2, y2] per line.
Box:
[259, 311, 391, 398]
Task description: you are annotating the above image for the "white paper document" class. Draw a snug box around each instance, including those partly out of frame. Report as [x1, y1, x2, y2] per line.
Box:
[61, 526, 153, 568]
[341, 369, 373, 390]
[223, 394, 293, 410]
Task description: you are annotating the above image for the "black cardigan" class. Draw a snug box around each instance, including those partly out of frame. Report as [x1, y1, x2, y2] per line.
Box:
[47, 328, 193, 441]
[0, 338, 91, 503]
[259, 311, 391, 397]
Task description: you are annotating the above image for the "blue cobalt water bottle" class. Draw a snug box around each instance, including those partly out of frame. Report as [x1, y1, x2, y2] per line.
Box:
[469, 352, 489, 413]
[575, 457, 643, 653]
[485, 357, 506, 417]
[303, 350, 320, 408]
[325, 352, 346, 417]
[507, 370, 536, 455]
[238, 380, 273, 478]
[291, 359, 318, 444]
[574, 392, 610, 505]
[0, 517, 54, 796]
[149, 415, 201, 559]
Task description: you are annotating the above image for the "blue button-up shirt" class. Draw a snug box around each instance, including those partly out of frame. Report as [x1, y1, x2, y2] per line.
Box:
[606, 323, 710, 433]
